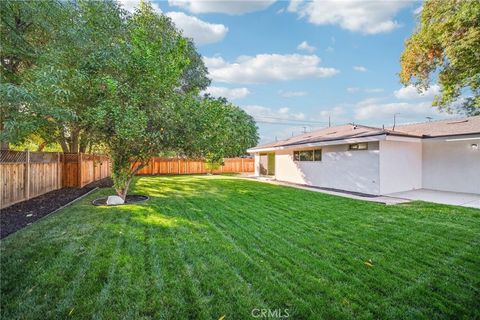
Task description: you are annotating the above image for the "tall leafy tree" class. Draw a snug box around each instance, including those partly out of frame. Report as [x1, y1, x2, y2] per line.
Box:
[194, 96, 258, 169]
[1, 0, 210, 153]
[0, 0, 59, 149]
[399, 0, 480, 115]
[89, 2, 213, 199]
[24, 0, 127, 153]
[2, 0, 257, 200]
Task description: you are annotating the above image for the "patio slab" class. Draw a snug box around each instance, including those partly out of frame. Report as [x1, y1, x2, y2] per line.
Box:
[387, 189, 480, 208]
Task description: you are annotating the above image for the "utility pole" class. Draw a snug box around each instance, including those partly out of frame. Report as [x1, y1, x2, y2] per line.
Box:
[328, 115, 331, 128]
[393, 113, 400, 131]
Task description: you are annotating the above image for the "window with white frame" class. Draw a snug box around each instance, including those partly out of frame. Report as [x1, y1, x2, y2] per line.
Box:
[348, 143, 368, 150]
[293, 149, 322, 161]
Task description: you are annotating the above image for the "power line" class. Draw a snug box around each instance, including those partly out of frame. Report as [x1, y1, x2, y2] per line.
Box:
[254, 117, 328, 125]
[255, 121, 326, 126]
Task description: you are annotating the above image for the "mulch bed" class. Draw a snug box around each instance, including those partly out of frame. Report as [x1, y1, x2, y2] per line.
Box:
[92, 195, 149, 206]
[1, 178, 113, 239]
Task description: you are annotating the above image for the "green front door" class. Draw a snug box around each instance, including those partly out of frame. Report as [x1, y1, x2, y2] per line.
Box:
[267, 153, 275, 176]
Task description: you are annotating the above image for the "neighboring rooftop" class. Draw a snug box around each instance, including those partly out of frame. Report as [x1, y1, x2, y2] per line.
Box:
[395, 115, 480, 137]
[249, 115, 480, 151]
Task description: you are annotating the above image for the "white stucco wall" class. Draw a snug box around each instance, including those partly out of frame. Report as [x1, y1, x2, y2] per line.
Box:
[379, 140, 422, 194]
[422, 139, 480, 194]
[274, 142, 380, 195]
[254, 154, 260, 176]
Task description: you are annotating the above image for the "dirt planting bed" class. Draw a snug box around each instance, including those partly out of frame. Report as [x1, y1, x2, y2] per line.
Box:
[0, 178, 113, 239]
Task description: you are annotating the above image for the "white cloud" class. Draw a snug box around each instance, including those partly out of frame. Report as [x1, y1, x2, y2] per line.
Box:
[364, 88, 384, 93]
[348, 87, 384, 93]
[169, 0, 276, 15]
[278, 90, 308, 97]
[394, 85, 440, 100]
[203, 54, 339, 84]
[287, 0, 410, 34]
[118, 0, 162, 13]
[166, 12, 228, 45]
[297, 41, 316, 52]
[353, 66, 367, 72]
[354, 98, 447, 121]
[242, 105, 306, 122]
[325, 46, 334, 53]
[202, 86, 250, 100]
[413, 6, 423, 15]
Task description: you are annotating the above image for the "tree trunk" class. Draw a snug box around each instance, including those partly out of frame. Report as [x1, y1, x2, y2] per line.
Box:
[116, 176, 134, 201]
[59, 129, 69, 153]
[37, 142, 46, 151]
[0, 140, 9, 150]
[79, 137, 87, 153]
[112, 160, 147, 200]
[70, 130, 79, 154]
[0, 121, 9, 150]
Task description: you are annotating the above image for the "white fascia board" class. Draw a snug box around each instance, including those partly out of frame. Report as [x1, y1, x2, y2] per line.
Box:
[385, 135, 423, 143]
[248, 134, 387, 153]
[430, 133, 480, 142]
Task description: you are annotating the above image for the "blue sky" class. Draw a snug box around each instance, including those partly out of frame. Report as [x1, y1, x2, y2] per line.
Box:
[120, 0, 450, 143]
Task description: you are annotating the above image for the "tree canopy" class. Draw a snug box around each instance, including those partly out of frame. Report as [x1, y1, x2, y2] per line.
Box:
[0, 0, 258, 199]
[399, 0, 480, 115]
[0, 0, 61, 149]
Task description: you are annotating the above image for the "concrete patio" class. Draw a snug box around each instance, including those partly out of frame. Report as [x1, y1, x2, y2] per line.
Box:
[387, 189, 480, 208]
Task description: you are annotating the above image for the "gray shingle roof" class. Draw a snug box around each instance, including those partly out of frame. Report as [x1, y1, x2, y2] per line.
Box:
[249, 115, 480, 151]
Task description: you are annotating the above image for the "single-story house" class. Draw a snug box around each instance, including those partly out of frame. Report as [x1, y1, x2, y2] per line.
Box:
[247, 116, 480, 196]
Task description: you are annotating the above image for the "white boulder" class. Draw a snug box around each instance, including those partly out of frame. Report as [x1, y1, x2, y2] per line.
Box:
[106, 195, 125, 205]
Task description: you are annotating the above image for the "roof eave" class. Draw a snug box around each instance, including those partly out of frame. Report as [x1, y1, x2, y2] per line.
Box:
[248, 134, 388, 153]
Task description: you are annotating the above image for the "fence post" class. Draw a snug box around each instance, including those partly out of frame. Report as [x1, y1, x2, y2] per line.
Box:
[24, 150, 30, 200]
[57, 152, 61, 189]
[241, 158, 244, 172]
[178, 159, 180, 175]
[93, 154, 96, 182]
[78, 153, 83, 188]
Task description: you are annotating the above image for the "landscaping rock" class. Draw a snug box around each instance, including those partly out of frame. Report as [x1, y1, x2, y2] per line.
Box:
[106, 195, 124, 205]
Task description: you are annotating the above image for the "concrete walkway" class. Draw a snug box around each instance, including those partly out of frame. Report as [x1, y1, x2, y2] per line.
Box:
[245, 176, 410, 205]
[387, 189, 480, 208]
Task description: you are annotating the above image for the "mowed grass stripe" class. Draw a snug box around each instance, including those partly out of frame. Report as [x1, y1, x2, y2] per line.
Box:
[160, 188, 274, 318]
[154, 180, 311, 317]
[218, 179, 480, 316]
[1, 175, 479, 319]
[181, 187, 376, 318]
[156, 176, 480, 318]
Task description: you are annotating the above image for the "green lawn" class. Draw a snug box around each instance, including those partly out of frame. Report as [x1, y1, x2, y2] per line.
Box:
[1, 176, 479, 319]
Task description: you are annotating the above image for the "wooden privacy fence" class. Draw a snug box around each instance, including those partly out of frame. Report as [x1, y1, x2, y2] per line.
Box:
[1, 152, 251, 209]
[1, 151, 111, 209]
[135, 157, 254, 175]
[62, 153, 111, 188]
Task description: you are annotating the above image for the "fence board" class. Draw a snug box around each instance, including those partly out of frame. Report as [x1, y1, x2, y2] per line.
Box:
[2, 151, 251, 209]
[1, 151, 111, 209]
[135, 157, 254, 175]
